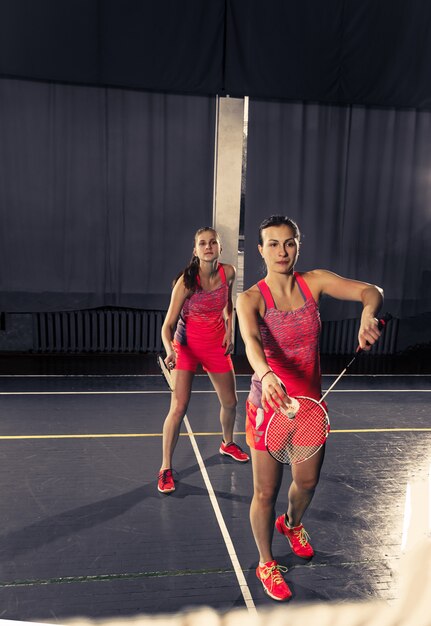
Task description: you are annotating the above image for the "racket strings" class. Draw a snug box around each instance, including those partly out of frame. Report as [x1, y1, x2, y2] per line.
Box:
[266, 397, 329, 465]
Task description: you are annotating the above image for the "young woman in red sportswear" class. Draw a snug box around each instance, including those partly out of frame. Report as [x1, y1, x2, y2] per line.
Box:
[236, 215, 384, 601]
[158, 227, 249, 494]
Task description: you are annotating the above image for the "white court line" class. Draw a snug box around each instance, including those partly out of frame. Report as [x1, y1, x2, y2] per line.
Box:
[0, 389, 430, 396]
[183, 415, 256, 612]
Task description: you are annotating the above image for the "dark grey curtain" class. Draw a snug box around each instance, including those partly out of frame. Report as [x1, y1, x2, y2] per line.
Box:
[0, 0, 225, 95]
[2, 1, 431, 110]
[225, 0, 431, 108]
[0, 78, 216, 312]
[244, 99, 431, 320]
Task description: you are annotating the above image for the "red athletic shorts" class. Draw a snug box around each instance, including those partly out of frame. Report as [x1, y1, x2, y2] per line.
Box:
[173, 339, 233, 374]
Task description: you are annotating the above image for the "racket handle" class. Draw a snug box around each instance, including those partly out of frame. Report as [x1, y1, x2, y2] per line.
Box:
[377, 312, 392, 329]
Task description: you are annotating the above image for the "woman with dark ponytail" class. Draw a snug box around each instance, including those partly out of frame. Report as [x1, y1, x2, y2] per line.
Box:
[158, 227, 249, 494]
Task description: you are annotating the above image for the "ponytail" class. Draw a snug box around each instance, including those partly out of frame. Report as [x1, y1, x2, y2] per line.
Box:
[183, 255, 200, 290]
[172, 254, 200, 290]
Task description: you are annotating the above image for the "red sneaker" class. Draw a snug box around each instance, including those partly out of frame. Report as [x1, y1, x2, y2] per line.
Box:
[157, 469, 175, 493]
[275, 515, 314, 558]
[219, 441, 249, 462]
[256, 560, 292, 601]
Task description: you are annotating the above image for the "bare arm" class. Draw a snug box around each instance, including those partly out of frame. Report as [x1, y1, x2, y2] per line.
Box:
[222, 265, 236, 354]
[161, 276, 190, 367]
[236, 289, 292, 413]
[308, 269, 384, 350]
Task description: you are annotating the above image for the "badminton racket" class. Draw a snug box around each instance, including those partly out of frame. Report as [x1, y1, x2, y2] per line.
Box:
[265, 313, 392, 465]
[157, 354, 175, 392]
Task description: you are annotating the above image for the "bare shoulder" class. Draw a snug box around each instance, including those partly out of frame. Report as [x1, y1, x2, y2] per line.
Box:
[303, 268, 371, 287]
[164, 275, 192, 323]
[300, 268, 338, 288]
[301, 269, 383, 301]
[222, 263, 236, 283]
[172, 275, 192, 299]
[237, 284, 262, 310]
[300, 269, 331, 282]
[297, 269, 334, 301]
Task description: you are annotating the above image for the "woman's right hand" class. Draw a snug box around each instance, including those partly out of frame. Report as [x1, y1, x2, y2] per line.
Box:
[164, 351, 177, 370]
[261, 371, 293, 413]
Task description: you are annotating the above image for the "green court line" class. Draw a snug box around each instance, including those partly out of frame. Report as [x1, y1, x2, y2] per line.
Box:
[0, 567, 236, 588]
[0, 555, 401, 589]
[1, 428, 431, 441]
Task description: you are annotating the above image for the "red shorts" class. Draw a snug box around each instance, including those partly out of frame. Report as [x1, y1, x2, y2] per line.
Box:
[173, 339, 233, 374]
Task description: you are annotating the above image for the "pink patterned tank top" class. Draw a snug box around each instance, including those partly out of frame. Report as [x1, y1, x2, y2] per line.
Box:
[174, 264, 228, 346]
[249, 272, 322, 405]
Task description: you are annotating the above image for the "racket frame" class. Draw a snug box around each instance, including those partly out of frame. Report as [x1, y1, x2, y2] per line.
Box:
[157, 354, 175, 392]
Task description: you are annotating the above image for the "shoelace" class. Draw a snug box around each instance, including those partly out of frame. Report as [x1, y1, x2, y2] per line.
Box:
[261, 564, 288, 587]
[294, 526, 311, 547]
[158, 469, 172, 485]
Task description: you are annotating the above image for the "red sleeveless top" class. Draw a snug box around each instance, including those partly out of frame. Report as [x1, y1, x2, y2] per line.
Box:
[249, 272, 322, 404]
[174, 264, 228, 346]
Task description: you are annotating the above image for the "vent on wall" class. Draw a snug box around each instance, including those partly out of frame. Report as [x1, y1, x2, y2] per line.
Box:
[33, 310, 399, 355]
[33, 309, 165, 353]
[320, 317, 399, 355]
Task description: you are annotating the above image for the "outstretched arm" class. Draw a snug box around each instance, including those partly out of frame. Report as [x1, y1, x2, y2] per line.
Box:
[310, 269, 384, 350]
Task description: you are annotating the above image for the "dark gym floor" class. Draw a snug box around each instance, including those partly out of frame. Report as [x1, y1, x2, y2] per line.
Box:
[0, 353, 430, 621]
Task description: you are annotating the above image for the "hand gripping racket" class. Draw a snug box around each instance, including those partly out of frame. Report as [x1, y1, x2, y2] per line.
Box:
[265, 313, 392, 465]
[157, 354, 175, 392]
